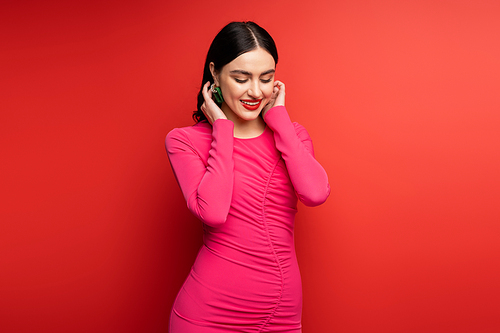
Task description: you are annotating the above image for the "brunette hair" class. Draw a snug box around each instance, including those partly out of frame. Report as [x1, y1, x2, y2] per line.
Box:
[193, 21, 278, 123]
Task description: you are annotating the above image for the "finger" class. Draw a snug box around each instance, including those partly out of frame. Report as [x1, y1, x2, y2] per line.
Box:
[276, 81, 285, 95]
[201, 81, 212, 101]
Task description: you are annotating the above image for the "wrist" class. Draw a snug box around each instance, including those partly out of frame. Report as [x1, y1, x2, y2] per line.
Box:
[263, 105, 285, 118]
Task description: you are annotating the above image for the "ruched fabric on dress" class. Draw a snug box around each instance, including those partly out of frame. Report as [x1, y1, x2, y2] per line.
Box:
[166, 106, 329, 332]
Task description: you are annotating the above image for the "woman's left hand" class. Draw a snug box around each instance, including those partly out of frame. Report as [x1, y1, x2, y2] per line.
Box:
[262, 80, 285, 117]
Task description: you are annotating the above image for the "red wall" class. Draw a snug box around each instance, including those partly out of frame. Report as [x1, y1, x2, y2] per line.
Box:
[2, 1, 499, 332]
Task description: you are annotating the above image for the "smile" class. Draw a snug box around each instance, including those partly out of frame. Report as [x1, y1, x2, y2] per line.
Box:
[240, 99, 262, 110]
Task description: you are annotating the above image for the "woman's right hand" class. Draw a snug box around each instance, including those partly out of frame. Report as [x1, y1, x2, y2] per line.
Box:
[201, 81, 227, 124]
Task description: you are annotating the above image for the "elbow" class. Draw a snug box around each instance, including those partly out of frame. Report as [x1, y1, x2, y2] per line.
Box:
[201, 213, 228, 228]
[187, 193, 230, 228]
[188, 204, 228, 228]
[300, 183, 331, 207]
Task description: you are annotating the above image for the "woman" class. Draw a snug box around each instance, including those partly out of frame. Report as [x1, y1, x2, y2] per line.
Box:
[166, 21, 330, 333]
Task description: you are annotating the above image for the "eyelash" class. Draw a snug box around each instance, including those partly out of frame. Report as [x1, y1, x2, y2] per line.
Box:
[234, 78, 272, 83]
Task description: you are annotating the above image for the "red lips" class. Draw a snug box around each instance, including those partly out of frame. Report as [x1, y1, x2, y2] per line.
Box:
[240, 99, 262, 111]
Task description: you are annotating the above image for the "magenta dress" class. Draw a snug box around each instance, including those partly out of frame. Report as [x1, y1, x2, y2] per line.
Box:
[166, 106, 330, 332]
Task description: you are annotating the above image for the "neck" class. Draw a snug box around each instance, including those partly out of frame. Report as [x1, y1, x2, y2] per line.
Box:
[233, 117, 266, 138]
[221, 104, 266, 139]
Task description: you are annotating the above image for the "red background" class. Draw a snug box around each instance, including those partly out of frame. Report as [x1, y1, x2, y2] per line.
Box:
[1, 1, 499, 332]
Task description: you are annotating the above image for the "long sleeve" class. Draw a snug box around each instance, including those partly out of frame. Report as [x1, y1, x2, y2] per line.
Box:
[165, 119, 234, 227]
[263, 105, 330, 206]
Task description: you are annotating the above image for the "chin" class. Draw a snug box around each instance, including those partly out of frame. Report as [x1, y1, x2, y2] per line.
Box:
[237, 109, 264, 121]
[235, 114, 260, 123]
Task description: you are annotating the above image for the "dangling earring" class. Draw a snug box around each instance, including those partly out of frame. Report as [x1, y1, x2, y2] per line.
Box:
[210, 83, 224, 104]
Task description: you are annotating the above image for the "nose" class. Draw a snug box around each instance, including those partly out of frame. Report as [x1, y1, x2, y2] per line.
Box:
[247, 80, 262, 99]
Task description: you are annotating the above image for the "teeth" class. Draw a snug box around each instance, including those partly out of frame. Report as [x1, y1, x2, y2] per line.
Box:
[241, 100, 259, 106]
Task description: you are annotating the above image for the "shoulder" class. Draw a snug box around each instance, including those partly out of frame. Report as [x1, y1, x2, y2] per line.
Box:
[265, 106, 312, 143]
[165, 121, 212, 152]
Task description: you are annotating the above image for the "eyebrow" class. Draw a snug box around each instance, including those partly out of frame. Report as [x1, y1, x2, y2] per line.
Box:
[229, 69, 276, 76]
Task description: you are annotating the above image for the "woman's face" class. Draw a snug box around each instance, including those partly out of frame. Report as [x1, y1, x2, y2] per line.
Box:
[213, 48, 276, 123]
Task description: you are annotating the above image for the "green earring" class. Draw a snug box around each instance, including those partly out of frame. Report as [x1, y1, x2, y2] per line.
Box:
[211, 83, 224, 104]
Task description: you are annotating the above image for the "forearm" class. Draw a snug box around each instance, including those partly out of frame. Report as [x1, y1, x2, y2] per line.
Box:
[166, 119, 235, 226]
[264, 106, 330, 206]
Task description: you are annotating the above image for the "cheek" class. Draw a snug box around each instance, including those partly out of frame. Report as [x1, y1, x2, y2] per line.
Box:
[263, 85, 274, 98]
[222, 82, 243, 100]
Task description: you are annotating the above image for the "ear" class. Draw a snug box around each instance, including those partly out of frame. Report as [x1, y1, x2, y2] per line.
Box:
[209, 62, 219, 86]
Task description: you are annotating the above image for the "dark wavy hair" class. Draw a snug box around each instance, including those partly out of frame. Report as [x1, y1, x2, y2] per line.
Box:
[193, 21, 279, 123]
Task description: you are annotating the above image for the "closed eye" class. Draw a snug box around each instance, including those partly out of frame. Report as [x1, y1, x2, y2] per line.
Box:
[234, 78, 248, 83]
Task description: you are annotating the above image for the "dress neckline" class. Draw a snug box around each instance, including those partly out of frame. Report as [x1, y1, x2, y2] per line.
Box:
[234, 125, 269, 140]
